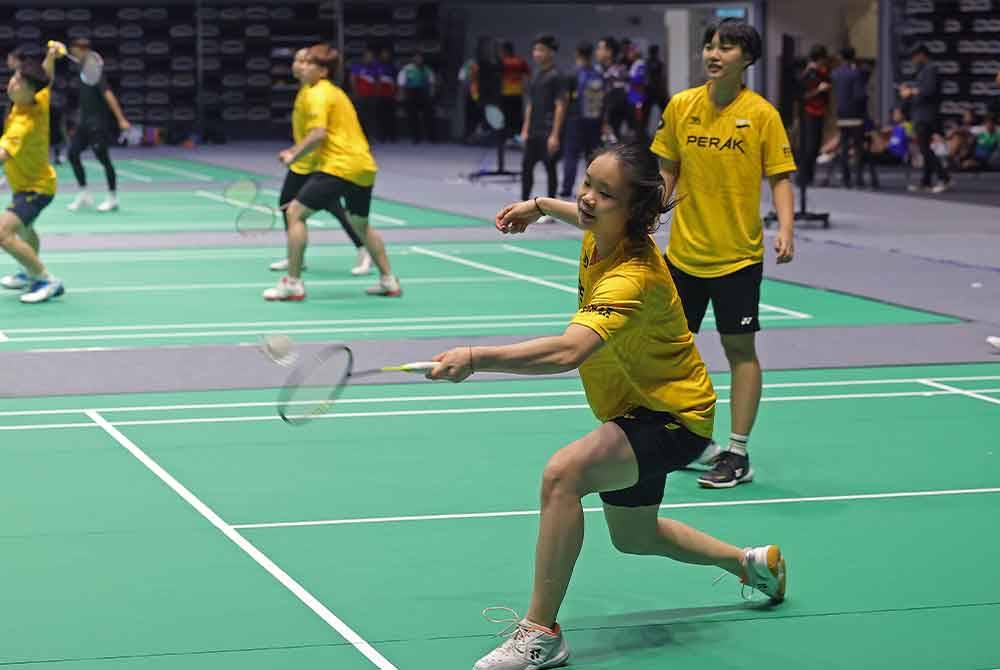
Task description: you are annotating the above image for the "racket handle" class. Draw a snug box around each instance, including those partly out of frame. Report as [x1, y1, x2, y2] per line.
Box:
[395, 362, 437, 373]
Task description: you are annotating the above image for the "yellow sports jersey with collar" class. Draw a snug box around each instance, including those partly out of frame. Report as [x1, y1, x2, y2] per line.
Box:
[569, 232, 716, 438]
[290, 84, 318, 175]
[650, 84, 796, 278]
[1, 87, 56, 196]
[306, 79, 377, 187]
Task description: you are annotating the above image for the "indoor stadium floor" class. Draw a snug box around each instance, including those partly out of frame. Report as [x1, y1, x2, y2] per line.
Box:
[2, 145, 998, 669]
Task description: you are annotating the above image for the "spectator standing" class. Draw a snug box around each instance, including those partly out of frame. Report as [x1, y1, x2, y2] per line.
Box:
[375, 48, 398, 142]
[899, 44, 951, 193]
[559, 42, 604, 197]
[830, 47, 871, 187]
[520, 34, 567, 201]
[798, 44, 831, 188]
[397, 52, 436, 143]
[500, 41, 531, 140]
[349, 48, 379, 140]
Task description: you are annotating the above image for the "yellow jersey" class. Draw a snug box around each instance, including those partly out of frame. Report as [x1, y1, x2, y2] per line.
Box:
[570, 232, 716, 438]
[650, 83, 796, 278]
[304, 79, 377, 187]
[289, 84, 317, 175]
[1, 87, 56, 196]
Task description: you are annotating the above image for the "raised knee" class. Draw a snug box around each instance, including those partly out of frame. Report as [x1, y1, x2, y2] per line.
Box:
[539, 453, 582, 503]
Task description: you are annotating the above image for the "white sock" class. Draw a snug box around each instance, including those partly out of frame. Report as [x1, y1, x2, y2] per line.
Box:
[728, 433, 748, 457]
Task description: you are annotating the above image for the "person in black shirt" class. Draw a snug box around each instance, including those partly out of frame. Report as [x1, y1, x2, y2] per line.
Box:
[60, 38, 131, 212]
[899, 43, 951, 193]
[520, 34, 567, 202]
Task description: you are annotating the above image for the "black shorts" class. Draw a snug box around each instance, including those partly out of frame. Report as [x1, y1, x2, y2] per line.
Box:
[7, 192, 54, 227]
[601, 408, 711, 508]
[667, 259, 763, 334]
[295, 172, 373, 218]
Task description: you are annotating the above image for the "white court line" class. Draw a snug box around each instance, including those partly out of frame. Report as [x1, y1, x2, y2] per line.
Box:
[917, 379, 1000, 406]
[0, 390, 589, 418]
[132, 160, 214, 182]
[5, 321, 573, 344]
[3, 313, 570, 335]
[502, 244, 812, 319]
[65, 275, 579, 294]
[3, 377, 998, 419]
[4, 387, 1000, 431]
[85, 410, 396, 669]
[194, 190, 274, 214]
[48, 248, 414, 264]
[81, 160, 152, 183]
[232, 487, 1000, 530]
[411, 246, 577, 294]
[502, 244, 577, 266]
[757, 303, 812, 319]
[261, 189, 406, 226]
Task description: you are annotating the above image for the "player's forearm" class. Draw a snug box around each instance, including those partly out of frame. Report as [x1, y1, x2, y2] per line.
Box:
[473, 336, 584, 374]
[42, 52, 56, 80]
[770, 174, 795, 234]
[104, 92, 128, 125]
[534, 197, 583, 229]
[289, 128, 326, 160]
[522, 104, 532, 135]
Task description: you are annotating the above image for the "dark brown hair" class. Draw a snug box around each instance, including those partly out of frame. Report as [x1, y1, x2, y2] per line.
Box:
[17, 59, 50, 92]
[306, 44, 340, 77]
[589, 143, 679, 243]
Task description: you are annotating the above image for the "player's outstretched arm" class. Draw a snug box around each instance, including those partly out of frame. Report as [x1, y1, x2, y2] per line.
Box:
[495, 197, 581, 234]
[427, 324, 603, 382]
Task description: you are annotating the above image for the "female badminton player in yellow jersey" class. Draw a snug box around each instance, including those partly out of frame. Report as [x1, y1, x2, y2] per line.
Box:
[265, 44, 399, 301]
[651, 19, 797, 488]
[429, 144, 786, 670]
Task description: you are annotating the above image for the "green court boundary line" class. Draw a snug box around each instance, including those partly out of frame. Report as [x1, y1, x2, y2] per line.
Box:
[763, 275, 967, 323]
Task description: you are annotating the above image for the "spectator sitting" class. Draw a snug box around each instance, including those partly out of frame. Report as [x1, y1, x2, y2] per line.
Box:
[869, 106, 914, 165]
[946, 110, 976, 166]
[960, 113, 1000, 170]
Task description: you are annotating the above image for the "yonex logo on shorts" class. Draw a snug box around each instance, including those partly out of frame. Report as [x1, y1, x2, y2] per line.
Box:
[741, 317, 753, 325]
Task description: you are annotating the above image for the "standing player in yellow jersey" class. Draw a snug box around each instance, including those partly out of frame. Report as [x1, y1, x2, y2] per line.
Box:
[0, 56, 64, 304]
[265, 44, 399, 301]
[269, 47, 372, 277]
[651, 19, 796, 488]
[430, 144, 786, 670]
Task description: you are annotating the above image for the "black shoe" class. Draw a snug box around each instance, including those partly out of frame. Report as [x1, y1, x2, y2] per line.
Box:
[697, 450, 754, 489]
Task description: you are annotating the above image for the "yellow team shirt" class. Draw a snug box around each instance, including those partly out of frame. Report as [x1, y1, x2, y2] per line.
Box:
[290, 84, 318, 175]
[650, 83, 796, 278]
[1, 87, 56, 196]
[305, 79, 377, 187]
[570, 232, 716, 438]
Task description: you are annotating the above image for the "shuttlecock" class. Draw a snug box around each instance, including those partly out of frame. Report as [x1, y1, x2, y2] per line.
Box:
[260, 334, 298, 366]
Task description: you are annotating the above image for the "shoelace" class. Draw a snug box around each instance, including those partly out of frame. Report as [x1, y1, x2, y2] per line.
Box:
[711, 549, 757, 601]
[482, 606, 530, 654]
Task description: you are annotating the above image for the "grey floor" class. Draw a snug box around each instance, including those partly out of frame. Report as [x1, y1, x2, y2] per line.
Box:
[2, 141, 999, 397]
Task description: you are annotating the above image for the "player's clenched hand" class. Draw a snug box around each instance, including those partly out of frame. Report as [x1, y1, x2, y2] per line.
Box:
[774, 229, 794, 264]
[278, 149, 295, 166]
[495, 201, 539, 234]
[426, 347, 473, 383]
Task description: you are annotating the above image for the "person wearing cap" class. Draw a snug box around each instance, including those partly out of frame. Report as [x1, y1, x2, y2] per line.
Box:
[899, 43, 951, 193]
